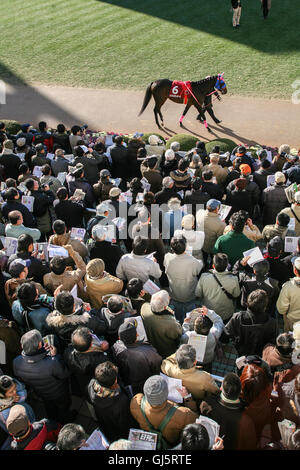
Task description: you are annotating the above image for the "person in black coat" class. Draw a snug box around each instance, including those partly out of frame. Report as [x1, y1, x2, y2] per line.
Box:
[1, 188, 36, 228]
[73, 145, 105, 186]
[68, 165, 95, 208]
[110, 136, 129, 181]
[222, 289, 278, 358]
[54, 187, 85, 230]
[89, 229, 123, 277]
[52, 124, 72, 154]
[225, 178, 253, 217]
[184, 177, 210, 216]
[263, 236, 291, 288]
[253, 159, 274, 193]
[154, 177, 182, 207]
[63, 327, 109, 397]
[0, 140, 21, 180]
[111, 321, 162, 395]
[201, 170, 224, 201]
[88, 361, 138, 442]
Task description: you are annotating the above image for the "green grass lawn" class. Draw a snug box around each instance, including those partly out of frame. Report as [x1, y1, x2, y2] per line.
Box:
[0, 0, 299, 98]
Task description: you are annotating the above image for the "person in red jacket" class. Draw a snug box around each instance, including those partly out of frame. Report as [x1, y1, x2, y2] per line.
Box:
[7, 405, 61, 450]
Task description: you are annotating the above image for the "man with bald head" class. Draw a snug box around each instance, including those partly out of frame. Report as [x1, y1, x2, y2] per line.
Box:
[5, 211, 41, 241]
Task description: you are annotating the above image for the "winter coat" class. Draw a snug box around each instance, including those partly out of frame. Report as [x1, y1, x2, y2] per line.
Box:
[110, 144, 129, 180]
[141, 169, 163, 194]
[201, 181, 224, 201]
[28, 189, 55, 234]
[262, 344, 300, 391]
[169, 170, 192, 192]
[13, 349, 70, 401]
[276, 277, 300, 330]
[43, 252, 86, 297]
[31, 154, 52, 170]
[223, 309, 278, 357]
[116, 252, 162, 283]
[10, 419, 61, 451]
[85, 272, 123, 309]
[164, 253, 203, 303]
[74, 154, 104, 186]
[111, 340, 162, 395]
[130, 394, 197, 447]
[196, 210, 226, 254]
[52, 133, 72, 154]
[0, 151, 21, 180]
[96, 308, 131, 346]
[46, 307, 106, 346]
[202, 163, 228, 186]
[51, 155, 70, 176]
[262, 184, 289, 226]
[253, 167, 274, 192]
[5, 277, 46, 308]
[53, 199, 85, 230]
[195, 270, 240, 321]
[199, 394, 257, 450]
[12, 295, 54, 336]
[223, 223, 262, 243]
[88, 379, 136, 442]
[280, 204, 300, 237]
[240, 276, 279, 316]
[262, 223, 294, 243]
[5, 223, 41, 242]
[0, 379, 35, 434]
[183, 189, 210, 215]
[225, 189, 253, 217]
[93, 180, 114, 203]
[226, 176, 261, 209]
[40, 175, 63, 197]
[140, 304, 182, 359]
[68, 178, 95, 208]
[154, 187, 182, 207]
[161, 354, 219, 400]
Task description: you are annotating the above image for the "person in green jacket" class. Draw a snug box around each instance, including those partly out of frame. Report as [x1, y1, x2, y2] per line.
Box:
[213, 212, 255, 267]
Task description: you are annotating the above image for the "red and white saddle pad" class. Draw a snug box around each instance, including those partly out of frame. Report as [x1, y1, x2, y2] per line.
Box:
[169, 80, 192, 103]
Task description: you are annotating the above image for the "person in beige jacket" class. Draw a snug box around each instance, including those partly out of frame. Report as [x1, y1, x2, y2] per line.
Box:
[85, 258, 123, 309]
[279, 191, 300, 237]
[161, 344, 219, 401]
[202, 154, 228, 186]
[276, 257, 300, 332]
[49, 220, 88, 260]
[43, 244, 86, 297]
[196, 199, 226, 257]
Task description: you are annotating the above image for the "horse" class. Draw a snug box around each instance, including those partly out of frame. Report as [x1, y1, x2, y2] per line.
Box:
[138, 74, 227, 132]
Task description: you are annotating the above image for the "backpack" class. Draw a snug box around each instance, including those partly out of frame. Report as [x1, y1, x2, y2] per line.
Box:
[140, 396, 179, 450]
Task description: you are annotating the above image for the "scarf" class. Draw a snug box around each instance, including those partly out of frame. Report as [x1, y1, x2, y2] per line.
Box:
[220, 392, 240, 405]
[93, 381, 120, 399]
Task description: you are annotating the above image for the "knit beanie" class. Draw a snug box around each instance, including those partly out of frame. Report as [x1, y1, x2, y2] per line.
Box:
[143, 375, 169, 406]
[234, 178, 247, 190]
[86, 258, 105, 280]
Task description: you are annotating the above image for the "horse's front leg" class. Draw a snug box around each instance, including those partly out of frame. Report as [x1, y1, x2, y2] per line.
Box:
[196, 108, 212, 133]
[179, 102, 192, 127]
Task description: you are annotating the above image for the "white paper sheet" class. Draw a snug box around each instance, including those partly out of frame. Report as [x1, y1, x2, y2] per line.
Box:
[1, 237, 18, 256]
[188, 332, 207, 362]
[79, 429, 109, 450]
[219, 204, 232, 221]
[141, 177, 151, 192]
[267, 174, 275, 187]
[160, 373, 183, 404]
[33, 242, 49, 262]
[143, 279, 160, 295]
[57, 172, 67, 184]
[288, 218, 296, 231]
[128, 429, 157, 450]
[48, 244, 69, 258]
[33, 166, 43, 178]
[21, 195, 34, 212]
[196, 416, 220, 449]
[124, 316, 148, 343]
[284, 236, 299, 253]
[71, 227, 86, 240]
[243, 246, 264, 267]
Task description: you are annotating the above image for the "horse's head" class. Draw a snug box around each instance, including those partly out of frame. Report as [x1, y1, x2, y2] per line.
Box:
[215, 73, 227, 94]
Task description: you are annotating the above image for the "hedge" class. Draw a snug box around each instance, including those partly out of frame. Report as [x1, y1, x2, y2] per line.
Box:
[205, 138, 237, 154]
[0, 119, 22, 134]
[165, 134, 198, 151]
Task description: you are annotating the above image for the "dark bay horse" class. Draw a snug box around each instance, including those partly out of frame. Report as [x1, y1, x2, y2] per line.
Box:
[139, 74, 227, 132]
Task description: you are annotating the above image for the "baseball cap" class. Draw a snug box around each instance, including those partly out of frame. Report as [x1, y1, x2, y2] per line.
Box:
[118, 320, 137, 345]
[206, 199, 221, 210]
[100, 169, 111, 178]
[9, 259, 31, 278]
[6, 405, 29, 437]
[143, 375, 169, 406]
[239, 164, 251, 175]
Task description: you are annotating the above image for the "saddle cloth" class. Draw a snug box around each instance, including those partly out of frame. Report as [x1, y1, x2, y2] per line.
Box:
[169, 80, 192, 104]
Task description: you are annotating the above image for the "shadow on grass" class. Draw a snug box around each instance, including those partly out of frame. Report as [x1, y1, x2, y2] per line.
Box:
[96, 0, 300, 53]
[0, 62, 82, 127]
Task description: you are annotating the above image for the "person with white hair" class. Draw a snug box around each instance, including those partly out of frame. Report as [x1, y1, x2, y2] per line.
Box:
[141, 290, 182, 358]
[202, 153, 228, 186]
[279, 191, 300, 237]
[154, 177, 182, 207]
[145, 135, 165, 161]
[173, 214, 205, 261]
[161, 149, 178, 177]
[109, 439, 132, 450]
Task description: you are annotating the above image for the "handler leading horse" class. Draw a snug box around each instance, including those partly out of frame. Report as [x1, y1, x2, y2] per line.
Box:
[139, 74, 227, 132]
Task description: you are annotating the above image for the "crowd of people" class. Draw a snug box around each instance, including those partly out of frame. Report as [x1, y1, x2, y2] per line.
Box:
[0, 120, 300, 451]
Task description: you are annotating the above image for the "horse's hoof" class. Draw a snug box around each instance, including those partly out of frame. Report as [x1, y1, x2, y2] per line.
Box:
[161, 122, 164, 127]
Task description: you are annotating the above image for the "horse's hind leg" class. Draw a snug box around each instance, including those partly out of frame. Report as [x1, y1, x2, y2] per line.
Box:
[158, 109, 164, 127]
[179, 102, 192, 127]
[153, 106, 161, 128]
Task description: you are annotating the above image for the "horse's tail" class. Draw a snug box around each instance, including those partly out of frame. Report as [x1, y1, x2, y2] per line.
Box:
[139, 82, 153, 116]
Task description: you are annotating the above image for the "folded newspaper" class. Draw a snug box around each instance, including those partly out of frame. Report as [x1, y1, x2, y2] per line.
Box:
[128, 429, 157, 450]
[243, 246, 264, 267]
[278, 419, 296, 448]
[160, 372, 183, 404]
[188, 332, 207, 363]
[79, 429, 109, 450]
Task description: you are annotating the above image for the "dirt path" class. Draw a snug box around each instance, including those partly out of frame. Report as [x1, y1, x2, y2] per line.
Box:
[1, 83, 299, 147]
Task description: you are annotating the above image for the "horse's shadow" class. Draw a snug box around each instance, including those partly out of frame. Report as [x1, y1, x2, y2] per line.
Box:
[209, 124, 261, 147]
[179, 123, 210, 140]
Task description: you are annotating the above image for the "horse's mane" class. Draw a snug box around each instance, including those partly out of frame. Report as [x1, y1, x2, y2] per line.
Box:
[193, 75, 218, 86]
